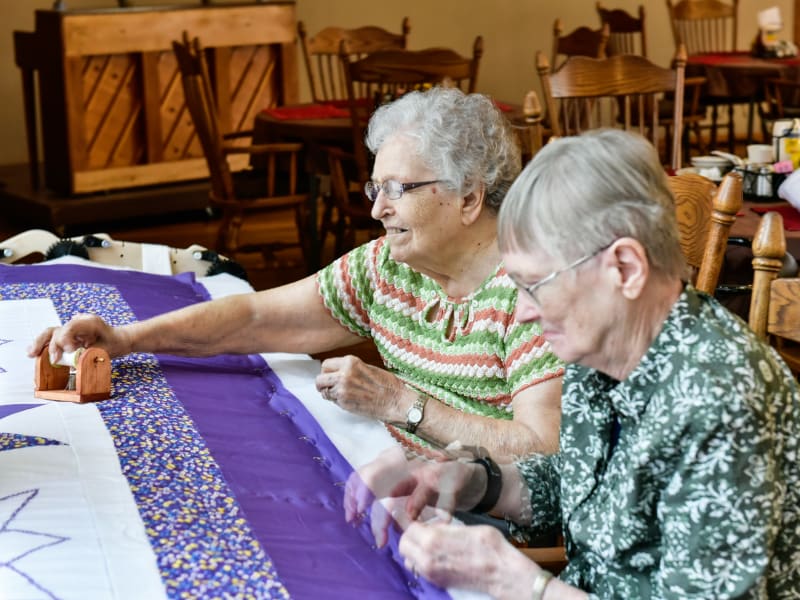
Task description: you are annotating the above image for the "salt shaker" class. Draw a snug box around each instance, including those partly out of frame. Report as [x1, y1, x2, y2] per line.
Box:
[757, 166, 773, 198]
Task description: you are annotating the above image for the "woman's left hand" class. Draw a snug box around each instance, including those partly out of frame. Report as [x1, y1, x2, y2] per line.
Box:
[315, 355, 411, 422]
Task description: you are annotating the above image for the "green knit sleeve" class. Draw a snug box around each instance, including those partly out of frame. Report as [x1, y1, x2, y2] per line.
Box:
[504, 306, 565, 396]
[316, 239, 382, 339]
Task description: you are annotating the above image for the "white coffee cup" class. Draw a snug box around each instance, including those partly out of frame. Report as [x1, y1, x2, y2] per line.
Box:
[747, 144, 775, 164]
[779, 169, 800, 210]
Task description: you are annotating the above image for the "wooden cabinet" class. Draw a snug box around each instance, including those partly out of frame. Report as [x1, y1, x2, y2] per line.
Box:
[15, 2, 298, 196]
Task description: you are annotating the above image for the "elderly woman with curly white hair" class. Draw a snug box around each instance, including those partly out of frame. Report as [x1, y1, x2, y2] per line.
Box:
[30, 87, 564, 458]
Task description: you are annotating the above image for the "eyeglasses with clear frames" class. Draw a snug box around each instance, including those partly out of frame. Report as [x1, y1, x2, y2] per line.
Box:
[510, 245, 611, 307]
[364, 179, 441, 202]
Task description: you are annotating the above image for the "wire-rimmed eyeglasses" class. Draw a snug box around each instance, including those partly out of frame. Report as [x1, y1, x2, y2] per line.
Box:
[364, 179, 441, 202]
[510, 245, 611, 307]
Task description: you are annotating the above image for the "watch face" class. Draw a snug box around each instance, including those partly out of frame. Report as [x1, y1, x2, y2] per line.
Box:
[407, 407, 423, 423]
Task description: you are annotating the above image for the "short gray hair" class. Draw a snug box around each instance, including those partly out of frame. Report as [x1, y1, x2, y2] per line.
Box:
[498, 129, 686, 278]
[366, 87, 521, 213]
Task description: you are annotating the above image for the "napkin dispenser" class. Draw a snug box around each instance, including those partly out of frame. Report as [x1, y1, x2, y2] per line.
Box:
[735, 165, 786, 200]
[34, 347, 111, 403]
[753, 6, 798, 58]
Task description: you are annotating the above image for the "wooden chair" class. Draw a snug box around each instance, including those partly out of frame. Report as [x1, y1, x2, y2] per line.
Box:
[749, 211, 800, 372]
[552, 19, 609, 70]
[595, 3, 705, 156]
[323, 40, 484, 257]
[666, 0, 740, 151]
[520, 545, 568, 576]
[537, 44, 690, 170]
[668, 171, 743, 294]
[322, 144, 383, 258]
[513, 89, 546, 164]
[172, 33, 310, 269]
[596, 2, 646, 57]
[342, 39, 484, 117]
[297, 18, 411, 103]
[761, 77, 800, 140]
[297, 19, 410, 258]
[666, 0, 738, 54]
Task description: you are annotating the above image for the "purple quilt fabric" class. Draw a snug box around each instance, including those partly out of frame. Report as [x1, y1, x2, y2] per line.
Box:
[0, 263, 452, 600]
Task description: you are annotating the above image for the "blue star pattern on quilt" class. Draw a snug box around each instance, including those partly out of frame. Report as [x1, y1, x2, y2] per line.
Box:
[0, 433, 64, 452]
[0, 338, 9, 373]
[0, 405, 65, 452]
[0, 489, 69, 598]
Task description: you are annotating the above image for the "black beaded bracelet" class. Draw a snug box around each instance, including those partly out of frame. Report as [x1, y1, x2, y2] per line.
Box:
[470, 455, 502, 514]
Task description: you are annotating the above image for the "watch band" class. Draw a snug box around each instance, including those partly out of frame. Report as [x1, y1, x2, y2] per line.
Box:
[470, 454, 502, 513]
[405, 393, 427, 434]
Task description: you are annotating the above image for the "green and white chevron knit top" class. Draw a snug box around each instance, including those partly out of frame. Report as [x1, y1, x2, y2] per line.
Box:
[317, 237, 564, 449]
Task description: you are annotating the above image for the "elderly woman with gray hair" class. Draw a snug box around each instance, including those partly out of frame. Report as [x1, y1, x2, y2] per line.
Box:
[345, 129, 800, 598]
[30, 87, 564, 458]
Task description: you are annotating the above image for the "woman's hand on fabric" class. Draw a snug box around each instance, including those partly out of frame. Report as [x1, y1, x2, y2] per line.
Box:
[27, 314, 130, 362]
[315, 355, 411, 422]
[343, 446, 482, 547]
[399, 521, 541, 597]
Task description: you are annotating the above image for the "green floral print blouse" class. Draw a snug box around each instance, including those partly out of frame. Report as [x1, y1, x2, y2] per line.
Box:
[511, 286, 800, 599]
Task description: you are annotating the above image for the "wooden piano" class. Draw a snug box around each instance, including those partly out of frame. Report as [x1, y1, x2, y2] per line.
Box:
[12, 2, 298, 226]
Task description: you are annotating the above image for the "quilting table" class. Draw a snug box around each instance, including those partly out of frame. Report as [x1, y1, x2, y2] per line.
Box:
[0, 258, 482, 600]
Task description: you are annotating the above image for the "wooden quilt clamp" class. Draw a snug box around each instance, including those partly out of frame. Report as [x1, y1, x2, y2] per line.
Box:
[34, 347, 111, 403]
[1, 230, 247, 280]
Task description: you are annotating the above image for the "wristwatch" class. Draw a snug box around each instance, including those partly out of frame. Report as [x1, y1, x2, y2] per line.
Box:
[470, 449, 503, 514]
[405, 393, 428, 434]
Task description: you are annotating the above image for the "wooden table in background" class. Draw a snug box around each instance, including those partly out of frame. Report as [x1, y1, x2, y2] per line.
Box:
[732, 199, 800, 249]
[719, 198, 800, 318]
[253, 101, 534, 170]
[686, 52, 800, 145]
